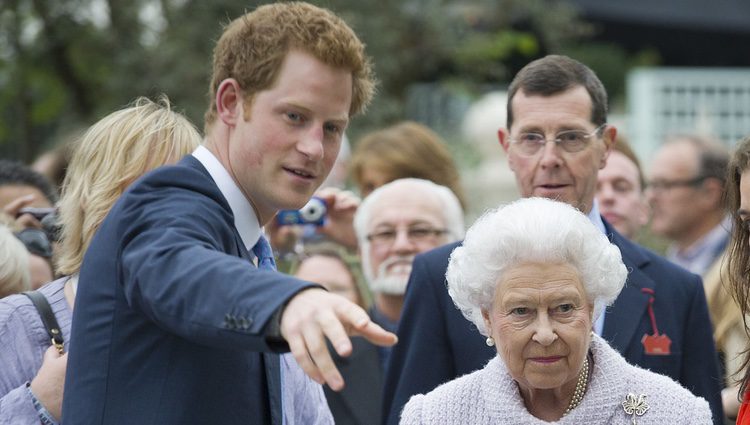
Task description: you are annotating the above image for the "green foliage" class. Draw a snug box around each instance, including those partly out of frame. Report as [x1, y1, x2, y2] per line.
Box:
[0, 0, 654, 163]
[560, 42, 661, 104]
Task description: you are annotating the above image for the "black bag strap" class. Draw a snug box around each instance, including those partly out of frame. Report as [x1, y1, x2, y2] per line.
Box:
[22, 290, 65, 354]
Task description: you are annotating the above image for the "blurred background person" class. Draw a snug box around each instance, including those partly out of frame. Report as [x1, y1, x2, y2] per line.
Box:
[647, 135, 742, 419]
[0, 96, 200, 424]
[596, 136, 649, 240]
[293, 243, 376, 425]
[294, 244, 365, 307]
[723, 135, 750, 424]
[0, 220, 31, 298]
[647, 134, 731, 276]
[401, 197, 711, 424]
[0, 160, 58, 287]
[0, 159, 59, 230]
[349, 121, 467, 209]
[353, 178, 465, 367]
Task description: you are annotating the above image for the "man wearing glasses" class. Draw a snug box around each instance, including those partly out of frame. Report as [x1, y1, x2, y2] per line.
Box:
[647, 135, 731, 276]
[353, 178, 464, 369]
[382, 55, 724, 424]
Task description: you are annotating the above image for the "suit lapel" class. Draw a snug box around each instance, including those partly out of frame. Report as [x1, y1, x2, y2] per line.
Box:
[602, 222, 654, 353]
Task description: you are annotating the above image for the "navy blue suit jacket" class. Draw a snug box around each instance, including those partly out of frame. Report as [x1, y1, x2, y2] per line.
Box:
[382, 221, 724, 425]
[62, 156, 316, 424]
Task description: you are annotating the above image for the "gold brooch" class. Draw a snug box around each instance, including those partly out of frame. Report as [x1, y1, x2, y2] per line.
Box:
[622, 393, 649, 424]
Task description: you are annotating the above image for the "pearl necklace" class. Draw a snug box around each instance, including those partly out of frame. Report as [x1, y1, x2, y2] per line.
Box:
[563, 356, 589, 416]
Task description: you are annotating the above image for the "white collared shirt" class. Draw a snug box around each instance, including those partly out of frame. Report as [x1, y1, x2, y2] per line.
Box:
[192, 145, 262, 250]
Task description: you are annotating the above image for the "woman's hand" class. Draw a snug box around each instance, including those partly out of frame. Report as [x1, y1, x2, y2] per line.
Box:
[30, 346, 67, 421]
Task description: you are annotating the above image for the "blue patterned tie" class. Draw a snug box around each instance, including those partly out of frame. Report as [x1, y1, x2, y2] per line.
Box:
[252, 235, 277, 271]
[252, 234, 282, 425]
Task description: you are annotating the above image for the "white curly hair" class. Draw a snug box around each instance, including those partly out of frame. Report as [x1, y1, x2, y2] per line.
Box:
[447, 197, 627, 336]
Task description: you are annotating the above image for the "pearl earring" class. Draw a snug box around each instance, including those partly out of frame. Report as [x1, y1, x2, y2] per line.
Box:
[485, 337, 495, 347]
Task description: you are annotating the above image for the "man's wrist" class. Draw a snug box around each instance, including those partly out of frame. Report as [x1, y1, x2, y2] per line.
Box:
[265, 285, 327, 352]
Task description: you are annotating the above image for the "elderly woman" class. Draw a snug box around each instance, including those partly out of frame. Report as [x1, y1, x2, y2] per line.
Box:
[400, 197, 711, 424]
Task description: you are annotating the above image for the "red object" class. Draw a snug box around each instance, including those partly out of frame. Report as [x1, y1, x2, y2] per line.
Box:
[640, 288, 672, 355]
[641, 333, 672, 355]
[737, 391, 750, 424]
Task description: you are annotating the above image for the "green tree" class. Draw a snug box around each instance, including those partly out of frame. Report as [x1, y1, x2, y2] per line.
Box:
[0, 0, 652, 162]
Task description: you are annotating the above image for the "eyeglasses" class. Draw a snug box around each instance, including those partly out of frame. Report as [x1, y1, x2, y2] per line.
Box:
[366, 226, 448, 247]
[15, 228, 53, 258]
[646, 176, 707, 193]
[510, 124, 607, 156]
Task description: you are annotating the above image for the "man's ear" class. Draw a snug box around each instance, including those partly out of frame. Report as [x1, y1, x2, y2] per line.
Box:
[599, 125, 617, 169]
[498, 128, 517, 172]
[498, 128, 511, 153]
[215, 78, 243, 127]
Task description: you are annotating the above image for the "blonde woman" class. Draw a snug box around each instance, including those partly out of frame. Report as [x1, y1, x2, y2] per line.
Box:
[0, 97, 200, 424]
[0, 220, 31, 298]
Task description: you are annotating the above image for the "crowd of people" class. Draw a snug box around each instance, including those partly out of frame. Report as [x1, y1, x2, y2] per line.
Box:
[0, 2, 749, 425]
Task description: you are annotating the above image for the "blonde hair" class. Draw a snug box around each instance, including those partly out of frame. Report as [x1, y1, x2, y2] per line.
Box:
[204, 2, 375, 132]
[56, 96, 201, 275]
[0, 223, 31, 297]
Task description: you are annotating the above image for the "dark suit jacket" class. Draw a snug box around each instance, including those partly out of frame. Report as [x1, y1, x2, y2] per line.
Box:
[324, 337, 383, 425]
[382, 221, 724, 425]
[62, 156, 316, 424]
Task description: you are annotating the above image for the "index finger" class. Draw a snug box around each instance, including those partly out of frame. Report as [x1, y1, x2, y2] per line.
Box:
[352, 321, 398, 347]
[3, 194, 36, 216]
[335, 303, 398, 347]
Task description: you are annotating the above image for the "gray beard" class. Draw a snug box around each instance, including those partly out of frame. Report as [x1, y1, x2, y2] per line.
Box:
[366, 255, 414, 295]
[368, 274, 409, 295]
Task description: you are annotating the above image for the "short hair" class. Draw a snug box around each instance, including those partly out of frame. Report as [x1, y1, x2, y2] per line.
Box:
[0, 224, 31, 298]
[447, 197, 627, 335]
[0, 160, 59, 204]
[506, 55, 608, 130]
[354, 178, 465, 246]
[354, 178, 465, 285]
[349, 121, 467, 208]
[56, 96, 201, 276]
[725, 135, 750, 395]
[612, 135, 646, 190]
[204, 2, 375, 132]
[664, 134, 730, 183]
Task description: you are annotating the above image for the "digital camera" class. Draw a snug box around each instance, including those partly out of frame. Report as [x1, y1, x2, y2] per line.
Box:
[276, 197, 327, 226]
